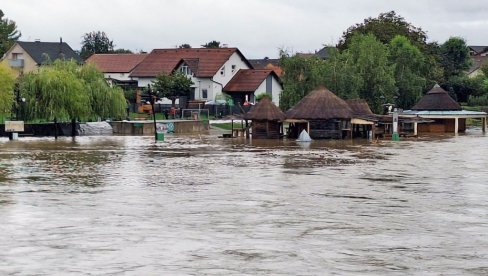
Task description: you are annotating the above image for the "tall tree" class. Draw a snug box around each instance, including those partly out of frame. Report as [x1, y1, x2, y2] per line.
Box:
[20, 59, 126, 122]
[0, 62, 15, 116]
[389, 35, 426, 109]
[151, 71, 193, 107]
[0, 9, 21, 58]
[80, 31, 114, 60]
[201, 40, 221, 48]
[337, 11, 427, 51]
[348, 34, 396, 113]
[322, 48, 362, 100]
[278, 52, 326, 110]
[440, 37, 471, 79]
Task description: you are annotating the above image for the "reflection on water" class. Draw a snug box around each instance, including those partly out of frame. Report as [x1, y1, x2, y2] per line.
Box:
[0, 132, 487, 275]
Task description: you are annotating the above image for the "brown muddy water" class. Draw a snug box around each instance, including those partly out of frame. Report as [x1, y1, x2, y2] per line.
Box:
[0, 130, 487, 275]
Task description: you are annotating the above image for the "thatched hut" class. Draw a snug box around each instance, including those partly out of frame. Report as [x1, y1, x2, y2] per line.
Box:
[286, 86, 353, 139]
[402, 84, 487, 133]
[346, 99, 377, 138]
[244, 97, 286, 139]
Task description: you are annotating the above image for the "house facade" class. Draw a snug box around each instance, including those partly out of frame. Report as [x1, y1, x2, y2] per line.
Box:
[1, 40, 82, 75]
[126, 47, 283, 106]
[224, 69, 282, 106]
[86, 53, 147, 89]
[467, 45, 488, 78]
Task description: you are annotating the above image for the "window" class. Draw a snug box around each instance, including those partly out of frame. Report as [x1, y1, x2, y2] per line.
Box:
[180, 65, 191, 75]
[220, 66, 225, 76]
[12, 53, 23, 60]
[202, 89, 208, 99]
[231, 65, 236, 73]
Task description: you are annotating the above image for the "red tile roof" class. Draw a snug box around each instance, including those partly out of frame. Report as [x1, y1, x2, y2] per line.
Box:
[224, 69, 277, 93]
[130, 48, 248, 78]
[86, 54, 148, 73]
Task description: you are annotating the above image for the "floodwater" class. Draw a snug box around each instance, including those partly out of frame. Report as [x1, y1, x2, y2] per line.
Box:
[0, 130, 487, 275]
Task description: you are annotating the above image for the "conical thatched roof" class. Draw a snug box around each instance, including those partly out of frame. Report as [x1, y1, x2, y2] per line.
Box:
[286, 86, 353, 120]
[346, 99, 374, 115]
[244, 97, 286, 121]
[411, 84, 462, 111]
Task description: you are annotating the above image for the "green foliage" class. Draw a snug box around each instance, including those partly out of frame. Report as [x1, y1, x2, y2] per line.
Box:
[480, 62, 488, 77]
[444, 75, 485, 103]
[201, 40, 221, 48]
[468, 94, 488, 106]
[112, 48, 133, 54]
[0, 9, 21, 58]
[348, 34, 396, 113]
[0, 62, 15, 115]
[278, 52, 326, 110]
[389, 35, 426, 109]
[151, 71, 193, 106]
[255, 92, 271, 101]
[321, 48, 362, 100]
[19, 60, 126, 122]
[178, 44, 192, 49]
[80, 31, 114, 60]
[337, 11, 427, 51]
[440, 37, 471, 79]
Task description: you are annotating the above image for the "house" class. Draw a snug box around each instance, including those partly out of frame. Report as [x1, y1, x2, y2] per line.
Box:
[129, 48, 254, 103]
[285, 86, 353, 139]
[223, 69, 282, 106]
[86, 53, 147, 89]
[1, 40, 82, 75]
[467, 45, 488, 78]
[248, 57, 283, 76]
[401, 84, 487, 133]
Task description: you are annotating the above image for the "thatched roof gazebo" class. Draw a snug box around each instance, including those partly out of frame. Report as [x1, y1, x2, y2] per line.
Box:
[411, 84, 462, 111]
[286, 86, 353, 139]
[402, 84, 487, 133]
[245, 97, 286, 139]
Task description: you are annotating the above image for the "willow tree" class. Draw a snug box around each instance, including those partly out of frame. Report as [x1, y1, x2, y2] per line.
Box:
[19, 60, 126, 137]
[0, 62, 15, 120]
[79, 63, 126, 120]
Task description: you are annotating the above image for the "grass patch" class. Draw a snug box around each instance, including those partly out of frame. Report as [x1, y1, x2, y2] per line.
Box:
[211, 122, 245, 130]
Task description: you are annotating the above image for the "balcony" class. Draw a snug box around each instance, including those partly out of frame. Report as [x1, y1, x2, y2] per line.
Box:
[8, 59, 24, 68]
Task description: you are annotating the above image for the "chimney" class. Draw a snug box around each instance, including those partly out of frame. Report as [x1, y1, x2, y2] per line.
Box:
[60, 37, 63, 44]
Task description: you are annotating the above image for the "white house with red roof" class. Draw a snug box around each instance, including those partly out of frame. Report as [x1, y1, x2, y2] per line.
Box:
[86, 53, 147, 88]
[129, 48, 255, 102]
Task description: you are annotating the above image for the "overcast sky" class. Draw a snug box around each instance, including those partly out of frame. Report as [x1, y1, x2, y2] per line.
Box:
[2, 0, 488, 58]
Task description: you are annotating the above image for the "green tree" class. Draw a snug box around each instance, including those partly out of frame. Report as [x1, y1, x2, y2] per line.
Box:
[20, 59, 126, 122]
[337, 11, 427, 51]
[389, 35, 426, 109]
[152, 71, 193, 107]
[201, 40, 221, 48]
[80, 31, 114, 60]
[278, 51, 326, 110]
[0, 62, 15, 117]
[444, 75, 485, 103]
[178, 43, 191, 49]
[440, 37, 471, 79]
[348, 34, 396, 113]
[113, 48, 133, 54]
[0, 9, 21, 58]
[322, 48, 362, 100]
[481, 62, 488, 77]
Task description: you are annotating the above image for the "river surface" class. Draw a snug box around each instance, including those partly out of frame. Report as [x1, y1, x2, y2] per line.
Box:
[0, 130, 487, 275]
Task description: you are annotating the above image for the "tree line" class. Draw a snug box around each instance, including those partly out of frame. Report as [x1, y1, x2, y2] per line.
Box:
[280, 11, 487, 113]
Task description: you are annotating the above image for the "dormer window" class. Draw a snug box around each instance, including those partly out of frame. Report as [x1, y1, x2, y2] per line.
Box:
[220, 66, 225, 76]
[180, 65, 192, 75]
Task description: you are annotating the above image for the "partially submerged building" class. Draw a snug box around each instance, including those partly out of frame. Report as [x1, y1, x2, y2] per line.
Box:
[402, 84, 487, 133]
[244, 97, 286, 139]
[286, 86, 353, 139]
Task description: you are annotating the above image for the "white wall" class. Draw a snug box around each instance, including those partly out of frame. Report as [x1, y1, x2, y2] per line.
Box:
[254, 75, 283, 106]
[212, 52, 250, 92]
[105, 72, 132, 81]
